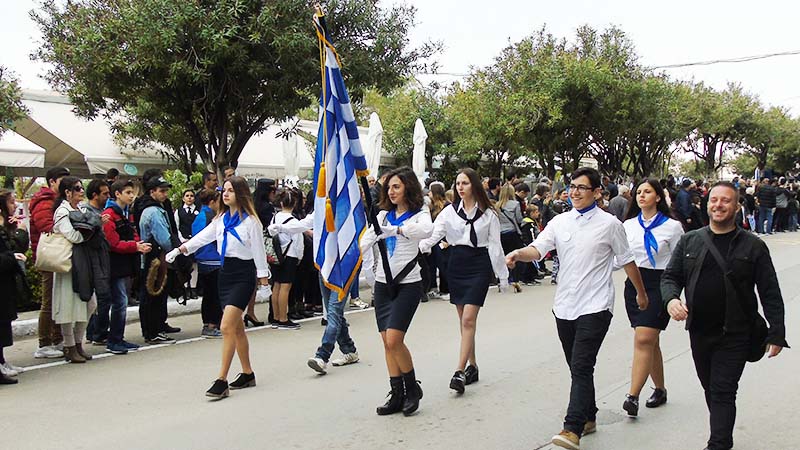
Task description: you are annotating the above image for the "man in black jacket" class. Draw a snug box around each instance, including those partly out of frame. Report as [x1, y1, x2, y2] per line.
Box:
[755, 177, 777, 234]
[662, 181, 788, 450]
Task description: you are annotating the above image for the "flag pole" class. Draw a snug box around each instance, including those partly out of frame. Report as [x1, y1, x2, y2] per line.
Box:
[314, 4, 397, 297]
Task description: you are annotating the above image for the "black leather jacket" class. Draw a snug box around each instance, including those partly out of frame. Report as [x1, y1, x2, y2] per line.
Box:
[661, 226, 788, 347]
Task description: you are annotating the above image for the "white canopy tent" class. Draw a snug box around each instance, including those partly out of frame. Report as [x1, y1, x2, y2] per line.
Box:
[9, 90, 380, 180]
[0, 130, 46, 175]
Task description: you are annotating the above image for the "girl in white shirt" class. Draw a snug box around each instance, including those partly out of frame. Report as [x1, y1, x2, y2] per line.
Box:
[620, 178, 684, 417]
[170, 177, 270, 400]
[269, 190, 304, 330]
[420, 168, 509, 395]
[361, 167, 433, 416]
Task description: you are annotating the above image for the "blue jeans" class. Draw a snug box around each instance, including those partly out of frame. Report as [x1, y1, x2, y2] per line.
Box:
[790, 213, 798, 232]
[757, 206, 774, 234]
[87, 277, 128, 344]
[316, 277, 357, 362]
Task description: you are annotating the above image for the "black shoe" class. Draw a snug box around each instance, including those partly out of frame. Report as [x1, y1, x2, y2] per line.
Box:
[623, 394, 639, 417]
[550, 279, 558, 285]
[145, 334, 176, 345]
[321, 318, 328, 326]
[645, 388, 667, 408]
[421, 294, 429, 303]
[301, 310, 315, 318]
[277, 320, 301, 330]
[288, 312, 304, 321]
[377, 377, 405, 416]
[402, 379, 423, 416]
[0, 372, 18, 385]
[206, 379, 229, 399]
[229, 372, 256, 390]
[162, 323, 181, 334]
[449, 371, 466, 394]
[464, 365, 479, 385]
[244, 315, 265, 327]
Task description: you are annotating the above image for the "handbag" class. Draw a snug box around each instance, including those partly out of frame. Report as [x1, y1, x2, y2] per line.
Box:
[700, 230, 769, 362]
[34, 213, 73, 273]
[264, 216, 294, 266]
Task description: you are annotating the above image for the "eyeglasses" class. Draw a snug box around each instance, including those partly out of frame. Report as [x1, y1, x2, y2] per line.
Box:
[568, 184, 595, 193]
[73, 185, 84, 192]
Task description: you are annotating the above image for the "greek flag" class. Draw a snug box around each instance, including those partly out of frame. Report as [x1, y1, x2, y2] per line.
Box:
[312, 14, 369, 300]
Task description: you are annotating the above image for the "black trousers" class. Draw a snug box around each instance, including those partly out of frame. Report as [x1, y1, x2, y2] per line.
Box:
[139, 281, 168, 340]
[690, 331, 749, 450]
[198, 267, 222, 326]
[555, 310, 613, 436]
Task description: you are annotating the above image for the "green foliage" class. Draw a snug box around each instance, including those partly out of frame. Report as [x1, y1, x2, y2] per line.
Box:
[163, 169, 204, 205]
[729, 153, 759, 178]
[0, 66, 27, 138]
[23, 249, 43, 312]
[33, 0, 439, 175]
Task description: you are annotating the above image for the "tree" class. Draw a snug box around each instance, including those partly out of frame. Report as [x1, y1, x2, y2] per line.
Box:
[0, 66, 27, 138]
[33, 0, 438, 175]
[741, 106, 793, 172]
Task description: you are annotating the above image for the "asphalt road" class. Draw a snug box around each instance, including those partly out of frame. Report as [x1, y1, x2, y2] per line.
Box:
[3, 233, 799, 450]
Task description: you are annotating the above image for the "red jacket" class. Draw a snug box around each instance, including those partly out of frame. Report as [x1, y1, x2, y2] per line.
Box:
[28, 187, 57, 256]
[103, 204, 139, 254]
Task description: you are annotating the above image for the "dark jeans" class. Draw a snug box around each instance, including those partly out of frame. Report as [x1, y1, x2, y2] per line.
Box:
[690, 331, 749, 450]
[555, 310, 613, 436]
[316, 276, 356, 362]
[198, 265, 222, 326]
[88, 277, 129, 343]
[139, 271, 168, 340]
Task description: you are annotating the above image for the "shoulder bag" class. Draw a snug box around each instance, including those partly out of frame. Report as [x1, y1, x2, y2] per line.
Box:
[34, 211, 73, 273]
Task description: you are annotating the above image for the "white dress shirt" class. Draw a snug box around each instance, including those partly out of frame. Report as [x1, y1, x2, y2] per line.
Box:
[184, 213, 270, 278]
[420, 202, 509, 282]
[530, 205, 635, 320]
[622, 215, 684, 270]
[361, 209, 433, 284]
[271, 211, 305, 260]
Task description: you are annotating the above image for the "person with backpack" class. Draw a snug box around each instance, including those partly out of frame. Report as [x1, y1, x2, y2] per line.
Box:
[267, 189, 304, 330]
[100, 180, 152, 354]
[359, 167, 433, 416]
[420, 168, 509, 396]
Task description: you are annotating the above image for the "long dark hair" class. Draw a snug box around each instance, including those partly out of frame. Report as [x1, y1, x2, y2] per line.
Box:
[53, 176, 82, 213]
[455, 167, 493, 212]
[625, 178, 672, 220]
[0, 190, 16, 232]
[219, 176, 259, 225]
[378, 166, 424, 212]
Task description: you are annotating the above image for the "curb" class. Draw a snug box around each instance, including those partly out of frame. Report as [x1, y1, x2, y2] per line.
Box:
[12, 296, 269, 340]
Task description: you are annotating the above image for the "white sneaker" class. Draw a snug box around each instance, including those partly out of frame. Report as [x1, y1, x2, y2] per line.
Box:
[0, 362, 19, 377]
[307, 357, 328, 374]
[331, 352, 359, 366]
[349, 298, 368, 309]
[34, 346, 64, 359]
[440, 293, 450, 301]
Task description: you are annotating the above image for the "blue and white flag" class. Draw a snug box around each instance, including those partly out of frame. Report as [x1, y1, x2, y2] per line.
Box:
[312, 14, 369, 300]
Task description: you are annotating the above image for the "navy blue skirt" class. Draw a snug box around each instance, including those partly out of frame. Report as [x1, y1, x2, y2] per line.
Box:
[447, 246, 492, 307]
[218, 257, 257, 311]
[625, 268, 669, 330]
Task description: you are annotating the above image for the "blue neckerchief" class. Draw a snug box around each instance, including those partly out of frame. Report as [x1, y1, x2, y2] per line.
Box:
[638, 211, 669, 267]
[220, 210, 247, 266]
[385, 209, 418, 257]
[576, 202, 597, 215]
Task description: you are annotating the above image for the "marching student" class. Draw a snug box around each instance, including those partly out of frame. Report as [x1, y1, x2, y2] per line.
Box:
[420, 167, 509, 395]
[360, 167, 433, 416]
[507, 167, 648, 450]
[619, 179, 684, 416]
[168, 177, 270, 399]
[268, 189, 303, 330]
[192, 188, 224, 338]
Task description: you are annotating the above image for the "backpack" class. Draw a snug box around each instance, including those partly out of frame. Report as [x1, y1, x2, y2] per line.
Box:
[264, 216, 294, 266]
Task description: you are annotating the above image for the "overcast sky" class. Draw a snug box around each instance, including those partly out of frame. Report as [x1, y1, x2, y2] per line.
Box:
[3, 0, 799, 115]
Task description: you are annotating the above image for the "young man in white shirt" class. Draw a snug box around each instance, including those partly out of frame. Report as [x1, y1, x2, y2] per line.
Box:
[507, 167, 648, 450]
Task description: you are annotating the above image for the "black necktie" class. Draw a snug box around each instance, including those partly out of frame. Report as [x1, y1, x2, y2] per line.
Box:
[456, 207, 483, 247]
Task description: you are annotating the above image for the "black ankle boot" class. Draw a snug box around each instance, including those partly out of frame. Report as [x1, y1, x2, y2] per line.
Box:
[376, 376, 405, 416]
[402, 370, 423, 416]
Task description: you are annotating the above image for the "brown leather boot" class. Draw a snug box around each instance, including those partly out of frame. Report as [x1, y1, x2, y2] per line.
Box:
[64, 346, 86, 364]
[75, 343, 93, 361]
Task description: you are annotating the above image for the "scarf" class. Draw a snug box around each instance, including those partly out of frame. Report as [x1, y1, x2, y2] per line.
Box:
[385, 209, 418, 257]
[576, 202, 597, 215]
[220, 210, 247, 266]
[638, 211, 669, 267]
[455, 203, 483, 247]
